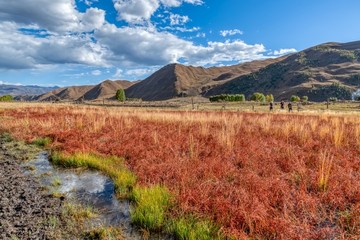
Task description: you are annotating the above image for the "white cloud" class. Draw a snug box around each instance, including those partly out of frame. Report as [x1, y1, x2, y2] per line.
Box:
[113, 68, 123, 78]
[113, 0, 203, 24]
[95, 24, 190, 65]
[272, 48, 297, 56]
[184, 40, 266, 65]
[113, 0, 160, 24]
[0, 0, 105, 33]
[161, 26, 200, 32]
[0, 0, 295, 74]
[81, 0, 99, 6]
[169, 13, 189, 25]
[0, 21, 108, 69]
[80, 8, 106, 31]
[220, 29, 243, 37]
[0, 0, 79, 32]
[125, 67, 157, 77]
[91, 70, 102, 76]
[0, 80, 23, 86]
[95, 24, 267, 66]
[161, 0, 203, 7]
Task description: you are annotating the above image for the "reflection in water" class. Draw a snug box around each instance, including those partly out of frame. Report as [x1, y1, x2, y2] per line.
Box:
[22, 152, 143, 239]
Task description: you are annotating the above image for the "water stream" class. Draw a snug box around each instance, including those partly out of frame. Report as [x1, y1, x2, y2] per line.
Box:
[22, 152, 157, 239]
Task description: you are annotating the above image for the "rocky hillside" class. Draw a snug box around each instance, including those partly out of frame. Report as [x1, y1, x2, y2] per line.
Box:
[206, 41, 360, 101]
[126, 58, 282, 101]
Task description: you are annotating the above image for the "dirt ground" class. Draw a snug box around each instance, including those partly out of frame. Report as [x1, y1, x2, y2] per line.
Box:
[0, 139, 61, 240]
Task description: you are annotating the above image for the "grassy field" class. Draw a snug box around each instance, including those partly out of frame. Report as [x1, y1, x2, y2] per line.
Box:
[0, 102, 359, 239]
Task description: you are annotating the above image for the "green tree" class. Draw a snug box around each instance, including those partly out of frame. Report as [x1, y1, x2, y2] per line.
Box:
[301, 96, 309, 102]
[209, 94, 245, 102]
[265, 94, 274, 103]
[0, 95, 13, 102]
[116, 89, 126, 102]
[250, 92, 266, 102]
[290, 95, 300, 102]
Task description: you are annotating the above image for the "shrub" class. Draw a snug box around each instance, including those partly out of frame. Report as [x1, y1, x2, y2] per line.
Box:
[32, 137, 51, 147]
[115, 89, 126, 102]
[290, 95, 300, 102]
[265, 94, 274, 103]
[301, 96, 309, 102]
[209, 94, 245, 102]
[329, 97, 338, 102]
[0, 95, 13, 102]
[250, 92, 266, 102]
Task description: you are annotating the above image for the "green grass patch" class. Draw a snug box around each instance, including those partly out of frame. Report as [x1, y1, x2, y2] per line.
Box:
[82, 227, 124, 240]
[130, 185, 171, 230]
[0, 132, 13, 142]
[62, 202, 97, 223]
[168, 217, 223, 240]
[32, 137, 52, 147]
[51, 176, 62, 187]
[50, 152, 136, 196]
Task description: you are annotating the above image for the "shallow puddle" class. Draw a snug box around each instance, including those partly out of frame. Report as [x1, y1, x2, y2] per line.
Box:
[22, 152, 154, 239]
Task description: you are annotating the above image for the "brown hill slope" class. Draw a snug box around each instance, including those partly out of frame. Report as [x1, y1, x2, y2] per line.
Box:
[206, 41, 360, 101]
[126, 58, 282, 101]
[82, 80, 135, 100]
[36, 80, 135, 101]
[37, 85, 94, 101]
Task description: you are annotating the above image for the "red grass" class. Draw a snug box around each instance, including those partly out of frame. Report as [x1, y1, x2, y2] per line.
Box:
[1, 105, 359, 239]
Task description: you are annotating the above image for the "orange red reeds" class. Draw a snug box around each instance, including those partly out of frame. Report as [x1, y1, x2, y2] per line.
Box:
[0, 104, 359, 239]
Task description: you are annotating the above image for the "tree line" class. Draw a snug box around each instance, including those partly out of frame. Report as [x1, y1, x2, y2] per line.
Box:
[209, 93, 309, 102]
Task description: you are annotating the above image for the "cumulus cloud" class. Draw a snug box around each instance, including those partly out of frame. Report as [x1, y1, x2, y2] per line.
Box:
[272, 48, 297, 56]
[95, 24, 191, 65]
[185, 40, 266, 65]
[0, 0, 79, 32]
[113, 0, 203, 24]
[113, 0, 159, 24]
[220, 29, 243, 37]
[0, 0, 105, 33]
[0, 21, 108, 70]
[95, 24, 267, 66]
[0, 0, 295, 74]
[81, 8, 106, 31]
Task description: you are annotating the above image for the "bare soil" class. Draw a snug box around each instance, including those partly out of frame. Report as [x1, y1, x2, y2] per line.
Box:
[0, 140, 61, 239]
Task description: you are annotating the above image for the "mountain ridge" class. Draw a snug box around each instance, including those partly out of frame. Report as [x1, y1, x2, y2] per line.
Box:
[0, 84, 59, 97]
[7, 40, 360, 102]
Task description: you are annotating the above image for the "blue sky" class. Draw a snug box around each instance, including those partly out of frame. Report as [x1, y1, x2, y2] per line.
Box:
[0, 0, 359, 87]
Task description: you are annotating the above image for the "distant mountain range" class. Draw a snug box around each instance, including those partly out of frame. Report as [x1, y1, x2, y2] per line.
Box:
[6, 40, 360, 102]
[0, 84, 59, 97]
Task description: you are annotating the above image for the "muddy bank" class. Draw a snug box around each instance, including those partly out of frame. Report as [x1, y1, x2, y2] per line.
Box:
[0, 141, 61, 239]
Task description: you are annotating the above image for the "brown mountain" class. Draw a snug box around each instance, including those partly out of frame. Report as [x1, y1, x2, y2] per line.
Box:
[126, 58, 282, 101]
[82, 80, 135, 100]
[36, 80, 135, 101]
[206, 41, 360, 101]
